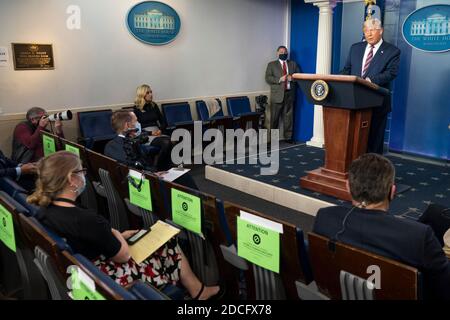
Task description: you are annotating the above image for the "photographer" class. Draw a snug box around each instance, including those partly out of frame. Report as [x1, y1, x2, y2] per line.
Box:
[104, 110, 198, 190]
[12, 107, 65, 163]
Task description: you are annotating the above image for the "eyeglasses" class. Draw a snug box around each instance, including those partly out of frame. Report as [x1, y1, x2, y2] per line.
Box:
[73, 168, 88, 175]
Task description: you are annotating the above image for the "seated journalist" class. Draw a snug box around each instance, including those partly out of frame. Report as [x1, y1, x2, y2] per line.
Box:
[313, 153, 450, 300]
[28, 151, 221, 299]
[104, 110, 198, 190]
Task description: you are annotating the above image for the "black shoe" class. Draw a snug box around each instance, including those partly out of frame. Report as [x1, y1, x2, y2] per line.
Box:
[285, 139, 296, 144]
[192, 283, 226, 300]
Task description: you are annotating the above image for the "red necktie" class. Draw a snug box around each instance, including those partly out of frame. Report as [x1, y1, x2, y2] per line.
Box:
[362, 45, 374, 78]
[282, 61, 287, 90]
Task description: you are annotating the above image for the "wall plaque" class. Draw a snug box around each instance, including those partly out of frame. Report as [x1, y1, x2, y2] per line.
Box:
[12, 43, 54, 70]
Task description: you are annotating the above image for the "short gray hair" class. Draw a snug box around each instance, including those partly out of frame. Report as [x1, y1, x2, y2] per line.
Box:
[26, 107, 46, 121]
[364, 18, 383, 30]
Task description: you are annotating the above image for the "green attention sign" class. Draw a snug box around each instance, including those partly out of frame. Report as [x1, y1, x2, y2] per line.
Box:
[171, 189, 201, 235]
[42, 134, 56, 156]
[0, 204, 16, 253]
[129, 176, 153, 211]
[71, 268, 105, 300]
[65, 144, 80, 156]
[237, 216, 280, 273]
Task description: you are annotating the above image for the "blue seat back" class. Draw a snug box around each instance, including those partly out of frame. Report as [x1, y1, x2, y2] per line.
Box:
[226, 96, 252, 116]
[196, 100, 224, 121]
[73, 253, 137, 300]
[77, 110, 115, 139]
[129, 282, 170, 300]
[196, 100, 210, 121]
[0, 177, 27, 198]
[13, 192, 40, 217]
[0, 191, 29, 215]
[161, 102, 193, 126]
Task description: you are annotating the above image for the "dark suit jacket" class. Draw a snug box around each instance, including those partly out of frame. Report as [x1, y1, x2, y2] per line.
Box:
[265, 59, 302, 103]
[0, 149, 19, 179]
[313, 206, 450, 300]
[104, 135, 198, 190]
[104, 136, 128, 165]
[341, 40, 400, 114]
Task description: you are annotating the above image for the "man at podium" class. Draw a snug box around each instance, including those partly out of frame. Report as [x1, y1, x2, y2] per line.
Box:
[341, 18, 400, 154]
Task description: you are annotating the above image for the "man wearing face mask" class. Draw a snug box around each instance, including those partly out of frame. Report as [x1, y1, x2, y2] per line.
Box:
[104, 110, 197, 189]
[265, 45, 302, 143]
[313, 153, 450, 300]
[12, 107, 64, 163]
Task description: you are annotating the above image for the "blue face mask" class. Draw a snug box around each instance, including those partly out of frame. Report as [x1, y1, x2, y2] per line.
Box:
[135, 121, 142, 136]
[75, 173, 86, 195]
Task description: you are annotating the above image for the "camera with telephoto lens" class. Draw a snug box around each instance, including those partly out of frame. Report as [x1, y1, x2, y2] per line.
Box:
[46, 110, 73, 121]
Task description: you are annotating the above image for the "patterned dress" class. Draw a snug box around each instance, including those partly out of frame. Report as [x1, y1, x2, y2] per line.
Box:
[93, 238, 182, 289]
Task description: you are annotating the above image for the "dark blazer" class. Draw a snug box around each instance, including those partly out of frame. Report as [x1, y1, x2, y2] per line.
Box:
[133, 102, 167, 132]
[104, 135, 198, 190]
[265, 59, 301, 103]
[104, 135, 152, 170]
[341, 40, 400, 114]
[313, 206, 450, 300]
[0, 149, 19, 179]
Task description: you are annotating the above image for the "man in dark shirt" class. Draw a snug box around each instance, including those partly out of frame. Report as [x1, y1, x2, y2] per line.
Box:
[313, 153, 450, 300]
[104, 110, 197, 190]
[12, 107, 64, 163]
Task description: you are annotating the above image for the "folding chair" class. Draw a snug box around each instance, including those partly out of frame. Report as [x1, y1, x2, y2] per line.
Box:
[77, 109, 116, 152]
[226, 96, 262, 131]
[220, 202, 313, 300]
[0, 194, 48, 299]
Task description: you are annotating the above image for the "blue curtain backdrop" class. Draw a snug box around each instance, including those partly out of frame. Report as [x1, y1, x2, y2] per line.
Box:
[290, 1, 318, 142]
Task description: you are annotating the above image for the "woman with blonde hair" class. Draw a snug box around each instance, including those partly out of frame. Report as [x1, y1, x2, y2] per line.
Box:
[133, 84, 172, 171]
[28, 151, 221, 299]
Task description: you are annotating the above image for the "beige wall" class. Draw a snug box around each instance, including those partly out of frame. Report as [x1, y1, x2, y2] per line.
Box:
[0, 91, 268, 156]
[0, 0, 287, 114]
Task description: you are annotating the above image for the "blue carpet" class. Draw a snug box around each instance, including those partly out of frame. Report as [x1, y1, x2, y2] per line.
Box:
[213, 144, 450, 220]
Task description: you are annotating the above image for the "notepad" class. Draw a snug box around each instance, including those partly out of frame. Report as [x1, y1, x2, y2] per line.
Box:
[128, 220, 181, 264]
[160, 167, 191, 182]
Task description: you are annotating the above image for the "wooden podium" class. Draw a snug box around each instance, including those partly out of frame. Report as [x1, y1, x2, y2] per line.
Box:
[293, 74, 389, 201]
